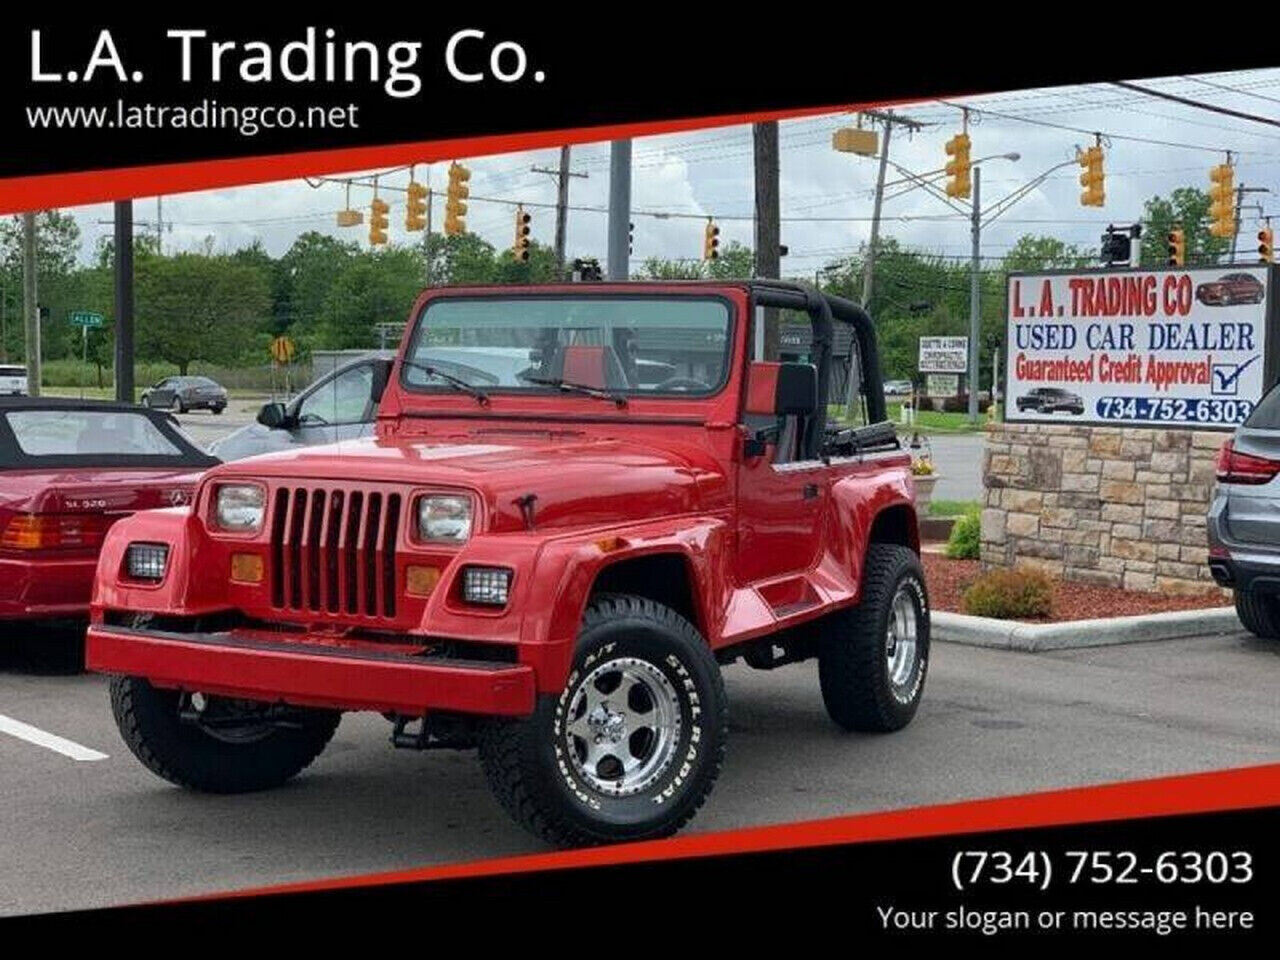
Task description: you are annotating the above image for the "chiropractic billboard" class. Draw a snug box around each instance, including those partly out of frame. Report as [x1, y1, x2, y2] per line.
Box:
[1006, 265, 1273, 428]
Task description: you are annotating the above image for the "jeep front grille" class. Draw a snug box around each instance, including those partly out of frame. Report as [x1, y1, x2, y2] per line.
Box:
[270, 486, 402, 619]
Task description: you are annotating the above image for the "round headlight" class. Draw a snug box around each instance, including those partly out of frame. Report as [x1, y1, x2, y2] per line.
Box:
[417, 495, 472, 543]
[214, 484, 265, 532]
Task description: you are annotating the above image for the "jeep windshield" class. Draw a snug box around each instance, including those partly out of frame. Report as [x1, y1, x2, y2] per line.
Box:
[401, 295, 732, 398]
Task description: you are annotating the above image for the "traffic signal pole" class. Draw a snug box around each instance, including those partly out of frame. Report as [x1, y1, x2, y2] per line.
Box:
[968, 166, 981, 424]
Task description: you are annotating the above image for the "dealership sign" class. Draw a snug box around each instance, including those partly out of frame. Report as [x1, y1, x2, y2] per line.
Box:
[918, 336, 968, 373]
[1006, 266, 1274, 428]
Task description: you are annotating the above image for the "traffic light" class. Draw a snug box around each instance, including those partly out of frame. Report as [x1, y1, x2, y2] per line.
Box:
[1078, 145, 1105, 207]
[1259, 225, 1274, 263]
[512, 205, 531, 261]
[444, 162, 471, 236]
[944, 132, 971, 199]
[405, 180, 428, 232]
[703, 220, 720, 260]
[1167, 227, 1186, 267]
[1209, 163, 1236, 239]
[629, 221, 635, 256]
[369, 196, 389, 246]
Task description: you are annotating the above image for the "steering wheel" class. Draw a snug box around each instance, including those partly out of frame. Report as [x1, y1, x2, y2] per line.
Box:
[655, 376, 711, 392]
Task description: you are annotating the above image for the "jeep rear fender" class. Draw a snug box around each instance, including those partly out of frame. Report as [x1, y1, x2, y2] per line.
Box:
[829, 462, 918, 588]
[519, 517, 730, 691]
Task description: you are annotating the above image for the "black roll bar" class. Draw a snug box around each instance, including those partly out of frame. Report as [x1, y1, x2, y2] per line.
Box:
[748, 281, 887, 459]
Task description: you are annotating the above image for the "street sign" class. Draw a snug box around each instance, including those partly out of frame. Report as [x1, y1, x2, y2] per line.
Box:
[918, 336, 968, 373]
[926, 373, 960, 396]
[270, 336, 296, 364]
[69, 311, 104, 328]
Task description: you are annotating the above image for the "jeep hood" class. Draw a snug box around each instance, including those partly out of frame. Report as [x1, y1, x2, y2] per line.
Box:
[206, 434, 726, 532]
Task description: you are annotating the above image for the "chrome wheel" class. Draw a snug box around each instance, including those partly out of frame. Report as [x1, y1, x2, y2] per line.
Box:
[886, 582, 920, 694]
[563, 656, 681, 797]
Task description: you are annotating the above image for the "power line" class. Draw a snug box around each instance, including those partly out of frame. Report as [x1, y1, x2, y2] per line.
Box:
[1112, 80, 1280, 130]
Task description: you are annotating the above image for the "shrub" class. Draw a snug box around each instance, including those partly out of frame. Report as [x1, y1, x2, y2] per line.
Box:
[961, 567, 1052, 620]
[945, 507, 981, 559]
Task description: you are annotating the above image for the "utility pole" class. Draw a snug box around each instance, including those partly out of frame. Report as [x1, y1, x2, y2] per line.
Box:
[114, 201, 135, 403]
[22, 213, 40, 396]
[533, 146, 587, 272]
[21, 213, 41, 399]
[156, 196, 164, 254]
[606, 140, 632, 281]
[754, 121, 781, 359]
[424, 187, 434, 286]
[968, 166, 981, 424]
[833, 110, 923, 309]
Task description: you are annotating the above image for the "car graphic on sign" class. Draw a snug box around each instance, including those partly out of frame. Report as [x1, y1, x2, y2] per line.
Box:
[1015, 387, 1084, 415]
[1196, 273, 1264, 307]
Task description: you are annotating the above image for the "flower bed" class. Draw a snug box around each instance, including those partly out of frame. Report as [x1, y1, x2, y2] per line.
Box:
[922, 554, 1228, 623]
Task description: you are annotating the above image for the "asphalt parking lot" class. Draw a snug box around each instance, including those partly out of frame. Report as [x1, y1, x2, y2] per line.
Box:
[1, 625, 1276, 916]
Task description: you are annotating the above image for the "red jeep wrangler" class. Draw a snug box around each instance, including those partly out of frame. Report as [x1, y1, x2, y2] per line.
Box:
[86, 281, 928, 846]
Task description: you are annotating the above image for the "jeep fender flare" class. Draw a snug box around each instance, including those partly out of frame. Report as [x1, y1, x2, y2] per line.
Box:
[90, 507, 224, 620]
[829, 467, 919, 595]
[518, 517, 730, 692]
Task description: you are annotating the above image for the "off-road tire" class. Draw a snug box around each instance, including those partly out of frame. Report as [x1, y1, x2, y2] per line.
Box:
[819, 543, 929, 732]
[478, 593, 727, 847]
[1234, 589, 1280, 639]
[109, 675, 340, 793]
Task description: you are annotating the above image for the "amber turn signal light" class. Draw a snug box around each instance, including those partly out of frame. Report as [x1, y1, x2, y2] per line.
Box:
[229, 553, 265, 584]
[406, 564, 441, 597]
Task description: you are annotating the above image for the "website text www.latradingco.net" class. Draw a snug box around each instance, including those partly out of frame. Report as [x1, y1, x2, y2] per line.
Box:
[26, 99, 359, 138]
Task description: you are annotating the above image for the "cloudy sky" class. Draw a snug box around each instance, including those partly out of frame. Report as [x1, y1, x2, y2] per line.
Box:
[65, 69, 1280, 274]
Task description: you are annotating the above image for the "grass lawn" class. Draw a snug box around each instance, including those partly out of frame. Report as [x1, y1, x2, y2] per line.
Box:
[927, 498, 980, 517]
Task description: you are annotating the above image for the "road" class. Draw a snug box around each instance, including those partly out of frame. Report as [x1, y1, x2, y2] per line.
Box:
[1, 626, 1276, 916]
[176, 406, 989, 504]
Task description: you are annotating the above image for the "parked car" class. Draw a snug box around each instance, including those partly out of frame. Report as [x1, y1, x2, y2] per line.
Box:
[0, 398, 215, 621]
[0, 365, 28, 396]
[211, 353, 394, 462]
[1196, 272, 1265, 307]
[1015, 386, 1084, 415]
[1207, 380, 1280, 639]
[884, 379, 913, 396]
[86, 281, 926, 847]
[141, 376, 228, 414]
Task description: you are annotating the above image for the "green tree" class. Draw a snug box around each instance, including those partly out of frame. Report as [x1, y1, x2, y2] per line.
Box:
[316, 246, 423, 349]
[424, 231, 500, 285]
[137, 252, 271, 373]
[1139, 187, 1230, 267]
[639, 241, 754, 280]
[1002, 234, 1095, 272]
[277, 231, 359, 342]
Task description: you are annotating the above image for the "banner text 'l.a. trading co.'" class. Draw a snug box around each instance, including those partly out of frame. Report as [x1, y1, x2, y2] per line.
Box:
[1005, 266, 1272, 429]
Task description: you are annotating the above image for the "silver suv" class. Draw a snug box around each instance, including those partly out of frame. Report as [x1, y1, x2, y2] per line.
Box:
[1207, 383, 1280, 639]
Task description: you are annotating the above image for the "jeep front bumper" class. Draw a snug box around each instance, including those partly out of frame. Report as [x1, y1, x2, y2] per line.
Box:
[86, 624, 536, 717]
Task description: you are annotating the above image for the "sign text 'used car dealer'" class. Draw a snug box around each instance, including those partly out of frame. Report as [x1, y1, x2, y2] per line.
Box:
[1006, 265, 1273, 428]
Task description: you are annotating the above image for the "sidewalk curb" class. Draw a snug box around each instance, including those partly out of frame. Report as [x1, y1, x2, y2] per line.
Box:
[932, 606, 1242, 652]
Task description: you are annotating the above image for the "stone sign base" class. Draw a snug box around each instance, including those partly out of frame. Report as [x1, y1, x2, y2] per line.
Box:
[980, 422, 1226, 596]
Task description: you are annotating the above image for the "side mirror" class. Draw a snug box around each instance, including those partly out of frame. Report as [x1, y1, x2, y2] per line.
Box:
[745, 361, 818, 417]
[257, 401, 289, 429]
[370, 358, 393, 405]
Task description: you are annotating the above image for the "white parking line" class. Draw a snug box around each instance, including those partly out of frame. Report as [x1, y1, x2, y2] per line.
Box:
[0, 714, 108, 761]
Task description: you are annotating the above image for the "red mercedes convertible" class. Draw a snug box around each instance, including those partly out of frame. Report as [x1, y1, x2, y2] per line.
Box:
[0, 398, 216, 621]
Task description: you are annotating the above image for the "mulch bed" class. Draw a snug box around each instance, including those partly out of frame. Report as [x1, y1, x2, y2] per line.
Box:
[922, 553, 1229, 623]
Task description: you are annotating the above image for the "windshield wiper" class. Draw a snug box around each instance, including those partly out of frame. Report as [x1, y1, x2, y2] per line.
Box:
[402, 360, 489, 405]
[520, 375, 628, 408]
